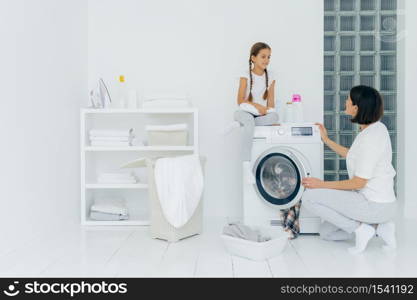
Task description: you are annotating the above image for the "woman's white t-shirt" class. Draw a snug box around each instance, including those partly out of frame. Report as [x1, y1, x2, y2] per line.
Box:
[346, 121, 396, 203]
[239, 69, 275, 106]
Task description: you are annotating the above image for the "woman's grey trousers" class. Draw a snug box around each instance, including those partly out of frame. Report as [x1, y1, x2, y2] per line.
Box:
[234, 110, 279, 160]
[302, 188, 397, 241]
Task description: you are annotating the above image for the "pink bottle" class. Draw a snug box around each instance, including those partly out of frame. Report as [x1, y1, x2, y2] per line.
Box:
[291, 94, 303, 122]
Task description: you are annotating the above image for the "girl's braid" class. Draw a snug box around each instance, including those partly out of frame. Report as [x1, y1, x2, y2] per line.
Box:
[248, 59, 253, 102]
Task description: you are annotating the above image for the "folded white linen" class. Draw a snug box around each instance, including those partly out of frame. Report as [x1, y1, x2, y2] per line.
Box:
[89, 128, 133, 137]
[91, 198, 128, 215]
[90, 140, 131, 146]
[239, 103, 275, 116]
[89, 136, 131, 142]
[145, 123, 188, 132]
[142, 99, 190, 108]
[154, 154, 203, 228]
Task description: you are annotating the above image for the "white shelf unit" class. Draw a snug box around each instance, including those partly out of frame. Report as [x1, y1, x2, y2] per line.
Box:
[80, 108, 199, 226]
[84, 146, 195, 152]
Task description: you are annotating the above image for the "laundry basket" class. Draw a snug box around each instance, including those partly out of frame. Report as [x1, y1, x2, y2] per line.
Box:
[146, 156, 206, 242]
[221, 226, 288, 261]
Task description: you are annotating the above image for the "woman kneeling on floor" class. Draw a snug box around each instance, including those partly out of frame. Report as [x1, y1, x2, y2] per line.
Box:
[302, 85, 397, 254]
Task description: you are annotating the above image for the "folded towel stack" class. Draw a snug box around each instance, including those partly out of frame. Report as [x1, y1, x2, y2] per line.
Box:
[89, 129, 138, 146]
[97, 172, 137, 184]
[90, 198, 129, 221]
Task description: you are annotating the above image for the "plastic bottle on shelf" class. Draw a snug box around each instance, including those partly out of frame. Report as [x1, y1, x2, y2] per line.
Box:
[284, 101, 294, 123]
[127, 90, 137, 109]
[114, 75, 128, 108]
[292, 94, 304, 123]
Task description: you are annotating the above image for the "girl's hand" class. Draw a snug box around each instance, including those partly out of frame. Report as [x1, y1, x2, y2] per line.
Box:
[257, 106, 268, 115]
[302, 177, 325, 189]
[315, 122, 329, 143]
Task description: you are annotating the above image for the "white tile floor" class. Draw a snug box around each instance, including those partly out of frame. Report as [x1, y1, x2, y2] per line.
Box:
[1, 217, 416, 278]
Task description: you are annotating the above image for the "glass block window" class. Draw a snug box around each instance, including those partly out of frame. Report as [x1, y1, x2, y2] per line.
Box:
[323, 0, 397, 181]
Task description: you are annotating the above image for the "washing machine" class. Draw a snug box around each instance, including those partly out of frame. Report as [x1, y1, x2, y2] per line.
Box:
[243, 123, 323, 233]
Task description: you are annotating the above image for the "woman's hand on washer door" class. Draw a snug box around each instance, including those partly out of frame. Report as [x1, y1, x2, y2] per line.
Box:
[315, 122, 330, 143]
[302, 177, 324, 189]
[315, 122, 349, 158]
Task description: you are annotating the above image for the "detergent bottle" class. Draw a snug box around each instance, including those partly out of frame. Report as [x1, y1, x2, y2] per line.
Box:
[284, 101, 294, 123]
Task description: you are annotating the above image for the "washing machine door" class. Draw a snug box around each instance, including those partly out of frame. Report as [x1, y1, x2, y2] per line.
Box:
[253, 147, 310, 210]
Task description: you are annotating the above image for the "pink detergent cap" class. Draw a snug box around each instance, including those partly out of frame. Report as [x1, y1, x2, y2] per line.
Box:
[292, 94, 301, 102]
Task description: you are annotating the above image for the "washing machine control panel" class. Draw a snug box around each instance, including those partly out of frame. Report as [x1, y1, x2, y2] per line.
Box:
[291, 126, 313, 136]
[267, 124, 321, 143]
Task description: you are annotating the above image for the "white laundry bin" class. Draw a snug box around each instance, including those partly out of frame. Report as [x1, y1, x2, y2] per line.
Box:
[221, 226, 288, 261]
[146, 156, 206, 242]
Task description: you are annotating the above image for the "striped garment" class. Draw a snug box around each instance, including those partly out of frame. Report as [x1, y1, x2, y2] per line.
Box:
[280, 201, 301, 239]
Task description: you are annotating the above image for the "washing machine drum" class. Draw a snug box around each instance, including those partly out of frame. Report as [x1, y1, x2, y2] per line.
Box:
[254, 150, 307, 209]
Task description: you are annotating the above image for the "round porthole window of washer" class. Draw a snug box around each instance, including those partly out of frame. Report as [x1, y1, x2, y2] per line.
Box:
[255, 153, 301, 206]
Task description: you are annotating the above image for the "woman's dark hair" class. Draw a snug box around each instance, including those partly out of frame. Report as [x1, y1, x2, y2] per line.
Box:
[248, 42, 271, 102]
[349, 85, 384, 124]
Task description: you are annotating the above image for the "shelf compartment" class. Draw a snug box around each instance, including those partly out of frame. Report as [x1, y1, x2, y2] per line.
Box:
[85, 183, 148, 189]
[84, 146, 195, 152]
[82, 108, 197, 114]
[83, 219, 150, 226]
[83, 189, 149, 226]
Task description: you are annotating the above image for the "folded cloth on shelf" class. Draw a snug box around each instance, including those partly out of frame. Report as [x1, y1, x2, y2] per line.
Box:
[239, 103, 275, 116]
[89, 136, 131, 142]
[222, 222, 271, 242]
[90, 140, 131, 147]
[90, 198, 129, 215]
[90, 211, 129, 221]
[154, 154, 203, 228]
[89, 128, 133, 137]
[145, 123, 188, 132]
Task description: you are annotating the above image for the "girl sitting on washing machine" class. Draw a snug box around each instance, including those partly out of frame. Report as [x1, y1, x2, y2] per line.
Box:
[301, 85, 397, 254]
[224, 42, 279, 161]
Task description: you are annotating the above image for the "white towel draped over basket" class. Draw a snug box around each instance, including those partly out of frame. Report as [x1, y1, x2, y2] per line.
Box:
[121, 155, 206, 242]
[154, 154, 203, 228]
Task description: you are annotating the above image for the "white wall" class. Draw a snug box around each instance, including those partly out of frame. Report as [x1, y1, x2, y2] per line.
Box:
[399, 0, 417, 219]
[0, 0, 87, 252]
[88, 0, 323, 218]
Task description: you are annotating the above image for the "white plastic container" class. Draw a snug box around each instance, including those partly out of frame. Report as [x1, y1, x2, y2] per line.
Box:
[146, 124, 188, 146]
[148, 131, 187, 146]
[113, 75, 128, 108]
[284, 102, 294, 123]
[221, 226, 288, 261]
